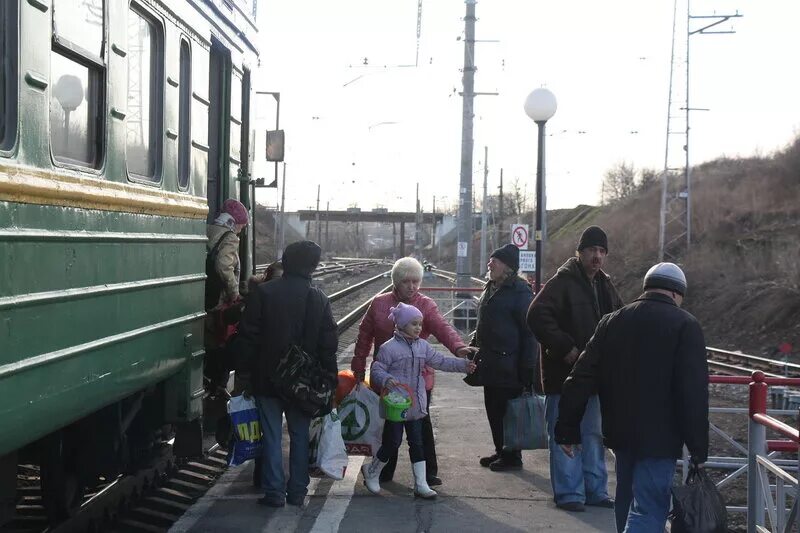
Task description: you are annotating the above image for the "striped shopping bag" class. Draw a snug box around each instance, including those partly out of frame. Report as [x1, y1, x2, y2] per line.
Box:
[502, 393, 548, 450]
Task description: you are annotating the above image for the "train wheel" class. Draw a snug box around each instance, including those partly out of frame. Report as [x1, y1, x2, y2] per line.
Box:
[40, 433, 84, 524]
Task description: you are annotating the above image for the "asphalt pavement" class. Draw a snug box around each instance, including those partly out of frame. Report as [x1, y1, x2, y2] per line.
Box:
[170, 341, 617, 533]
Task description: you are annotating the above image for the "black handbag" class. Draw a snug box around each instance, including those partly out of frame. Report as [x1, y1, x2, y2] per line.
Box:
[271, 289, 335, 417]
[670, 464, 727, 533]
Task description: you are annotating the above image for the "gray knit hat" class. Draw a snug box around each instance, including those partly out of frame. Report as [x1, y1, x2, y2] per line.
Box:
[643, 262, 687, 296]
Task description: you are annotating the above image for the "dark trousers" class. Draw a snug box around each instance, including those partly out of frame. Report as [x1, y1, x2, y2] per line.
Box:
[376, 419, 425, 464]
[381, 389, 437, 479]
[484, 386, 523, 458]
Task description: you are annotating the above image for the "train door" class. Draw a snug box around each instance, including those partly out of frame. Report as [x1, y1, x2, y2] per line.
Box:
[206, 39, 231, 222]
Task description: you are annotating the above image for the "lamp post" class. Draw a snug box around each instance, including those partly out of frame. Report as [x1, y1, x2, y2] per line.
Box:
[523, 88, 557, 293]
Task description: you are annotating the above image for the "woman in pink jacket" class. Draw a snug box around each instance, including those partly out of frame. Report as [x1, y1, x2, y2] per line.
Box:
[352, 257, 477, 486]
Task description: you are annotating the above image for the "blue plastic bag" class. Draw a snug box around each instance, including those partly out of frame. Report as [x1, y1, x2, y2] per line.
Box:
[227, 395, 262, 466]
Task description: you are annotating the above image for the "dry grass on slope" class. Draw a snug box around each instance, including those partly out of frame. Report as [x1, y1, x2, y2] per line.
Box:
[543, 137, 800, 356]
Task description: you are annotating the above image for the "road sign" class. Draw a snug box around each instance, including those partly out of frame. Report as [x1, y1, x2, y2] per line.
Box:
[519, 251, 536, 272]
[457, 241, 468, 257]
[511, 224, 529, 249]
[511, 224, 529, 250]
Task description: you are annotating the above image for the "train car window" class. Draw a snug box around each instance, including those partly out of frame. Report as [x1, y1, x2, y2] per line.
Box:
[229, 73, 242, 163]
[50, 0, 105, 168]
[178, 40, 191, 190]
[0, 1, 18, 151]
[126, 7, 163, 181]
[53, 0, 103, 58]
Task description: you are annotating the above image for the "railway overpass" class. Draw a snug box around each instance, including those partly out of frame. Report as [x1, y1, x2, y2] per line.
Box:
[297, 209, 444, 257]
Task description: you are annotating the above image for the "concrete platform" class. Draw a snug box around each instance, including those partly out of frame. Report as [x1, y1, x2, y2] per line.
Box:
[170, 343, 617, 533]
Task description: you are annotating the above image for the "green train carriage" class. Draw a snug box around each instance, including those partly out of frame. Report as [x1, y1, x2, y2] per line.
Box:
[0, 0, 262, 522]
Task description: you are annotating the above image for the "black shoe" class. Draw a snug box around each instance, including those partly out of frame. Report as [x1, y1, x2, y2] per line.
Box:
[556, 501, 586, 512]
[587, 498, 614, 509]
[286, 494, 305, 507]
[426, 475, 442, 487]
[488, 457, 523, 472]
[257, 496, 285, 508]
[479, 453, 500, 467]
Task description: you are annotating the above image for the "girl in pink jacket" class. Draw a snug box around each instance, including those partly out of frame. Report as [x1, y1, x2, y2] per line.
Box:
[361, 303, 476, 499]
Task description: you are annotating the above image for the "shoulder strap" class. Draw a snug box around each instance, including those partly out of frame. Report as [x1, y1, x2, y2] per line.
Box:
[298, 286, 318, 348]
[208, 230, 234, 262]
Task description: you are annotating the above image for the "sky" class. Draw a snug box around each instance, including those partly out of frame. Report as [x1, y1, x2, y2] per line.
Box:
[251, 0, 800, 214]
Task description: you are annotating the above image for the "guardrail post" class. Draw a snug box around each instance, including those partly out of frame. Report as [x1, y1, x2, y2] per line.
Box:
[748, 371, 767, 533]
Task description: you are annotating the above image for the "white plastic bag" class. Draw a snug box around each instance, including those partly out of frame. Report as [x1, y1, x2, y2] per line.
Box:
[308, 410, 349, 480]
[226, 395, 262, 466]
[337, 383, 384, 456]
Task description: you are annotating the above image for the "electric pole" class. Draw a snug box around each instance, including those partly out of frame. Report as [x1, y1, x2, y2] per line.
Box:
[415, 182, 422, 258]
[277, 162, 287, 258]
[658, 0, 741, 261]
[480, 146, 488, 276]
[315, 184, 321, 244]
[456, 0, 476, 287]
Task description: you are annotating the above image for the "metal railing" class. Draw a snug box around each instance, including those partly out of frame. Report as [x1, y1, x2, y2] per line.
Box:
[745, 371, 800, 533]
[419, 286, 484, 334]
[675, 373, 800, 533]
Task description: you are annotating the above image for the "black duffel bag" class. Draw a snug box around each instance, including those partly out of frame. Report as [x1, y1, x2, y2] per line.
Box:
[271, 343, 335, 417]
[670, 464, 727, 533]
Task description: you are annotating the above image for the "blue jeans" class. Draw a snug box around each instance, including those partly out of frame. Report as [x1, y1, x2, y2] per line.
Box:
[545, 394, 609, 505]
[256, 396, 311, 502]
[614, 450, 676, 533]
[376, 419, 425, 464]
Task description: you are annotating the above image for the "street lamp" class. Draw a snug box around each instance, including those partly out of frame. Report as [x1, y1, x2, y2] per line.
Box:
[523, 88, 557, 293]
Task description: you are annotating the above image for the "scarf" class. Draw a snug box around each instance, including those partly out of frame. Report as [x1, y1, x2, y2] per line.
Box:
[213, 212, 237, 231]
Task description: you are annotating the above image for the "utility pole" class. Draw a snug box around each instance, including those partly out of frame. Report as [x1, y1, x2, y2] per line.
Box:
[658, 0, 740, 261]
[456, 0, 477, 286]
[277, 162, 287, 258]
[497, 168, 504, 250]
[315, 184, 321, 244]
[415, 182, 422, 258]
[431, 196, 436, 252]
[480, 146, 488, 276]
[325, 201, 330, 250]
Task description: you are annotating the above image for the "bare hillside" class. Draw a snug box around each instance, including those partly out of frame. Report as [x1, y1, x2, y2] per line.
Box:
[541, 137, 800, 358]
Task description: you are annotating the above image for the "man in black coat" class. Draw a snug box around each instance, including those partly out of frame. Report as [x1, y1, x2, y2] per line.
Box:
[555, 263, 709, 533]
[237, 241, 338, 508]
[527, 226, 623, 511]
[471, 244, 538, 472]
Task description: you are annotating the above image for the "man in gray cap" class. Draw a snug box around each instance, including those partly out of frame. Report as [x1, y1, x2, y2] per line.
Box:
[527, 226, 623, 511]
[554, 263, 709, 533]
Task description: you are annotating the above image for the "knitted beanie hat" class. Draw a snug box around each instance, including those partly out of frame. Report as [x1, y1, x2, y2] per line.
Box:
[222, 198, 249, 225]
[577, 226, 608, 252]
[489, 244, 520, 272]
[389, 302, 423, 329]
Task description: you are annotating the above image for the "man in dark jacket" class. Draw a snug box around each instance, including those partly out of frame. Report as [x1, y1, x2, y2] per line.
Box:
[555, 263, 709, 533]
[527, 226, 623, 512]
[472, 244, 538, 472]
[236, 241, 338, 508]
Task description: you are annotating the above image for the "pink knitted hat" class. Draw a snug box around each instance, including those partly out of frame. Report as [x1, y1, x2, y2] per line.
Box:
[222, 198, 249, 225]
[388, 302, 423, 329]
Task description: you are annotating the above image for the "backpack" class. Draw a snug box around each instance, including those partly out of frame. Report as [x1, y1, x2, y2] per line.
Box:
[205, 231, 233, 310]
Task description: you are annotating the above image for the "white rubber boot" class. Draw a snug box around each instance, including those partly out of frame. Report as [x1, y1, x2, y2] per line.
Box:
[361, 457, 387, 495]
[412, 461, 437, 499]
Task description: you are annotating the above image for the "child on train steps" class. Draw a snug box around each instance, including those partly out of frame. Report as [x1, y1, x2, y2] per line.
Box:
[361, 303, 476, 499]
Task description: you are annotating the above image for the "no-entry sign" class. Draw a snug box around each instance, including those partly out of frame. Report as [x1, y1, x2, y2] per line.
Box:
[511, 224, 529, 250]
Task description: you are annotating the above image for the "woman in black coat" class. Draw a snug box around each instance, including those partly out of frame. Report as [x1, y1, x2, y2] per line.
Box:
[471, 245, 538, 472]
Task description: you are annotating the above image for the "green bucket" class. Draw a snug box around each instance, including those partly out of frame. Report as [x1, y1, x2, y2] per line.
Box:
[382, 387, 413, 422]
